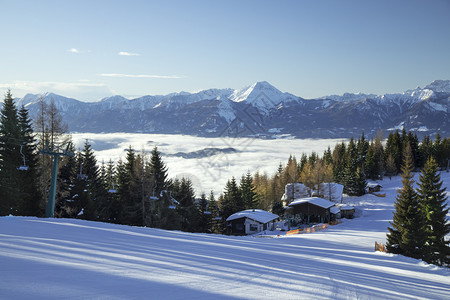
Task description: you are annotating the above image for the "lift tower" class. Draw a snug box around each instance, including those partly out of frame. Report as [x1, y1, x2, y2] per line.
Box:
[40, 141, 74, 218]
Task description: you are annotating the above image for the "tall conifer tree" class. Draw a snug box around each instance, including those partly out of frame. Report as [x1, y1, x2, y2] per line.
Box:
[386, 145, 427, 259]
[417, 157, 449, 266]
[0, 90, 22, 215]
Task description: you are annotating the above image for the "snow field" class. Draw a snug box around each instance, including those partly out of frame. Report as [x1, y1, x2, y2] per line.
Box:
[0, 173, 449, 299]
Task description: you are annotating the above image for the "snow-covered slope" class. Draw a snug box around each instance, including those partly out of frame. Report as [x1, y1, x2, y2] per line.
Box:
[1, 173, 449, 299]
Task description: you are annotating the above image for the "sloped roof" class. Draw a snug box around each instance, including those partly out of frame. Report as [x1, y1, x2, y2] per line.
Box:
[288, 197, 335, 209]
[330, 206, 340, 214]
[226, 209, 279, 224]
[340, 204, 355, 211]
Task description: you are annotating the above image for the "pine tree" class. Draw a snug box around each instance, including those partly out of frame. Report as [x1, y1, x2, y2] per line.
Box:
[343, 138, 359, 196]
[55, 142, 77, 218]
[365, 142, 378, 180]
[197, 192, 211, 233]
[17, 105, 41, 216]
[118, 146, 141, 225]
[332, 142, 346, 185]
[386, 145, 427, 259]
[101, 159, 120, 223]
[417, 157, 450, 266]
[172, 177, 197, 231]
[220, 177, 242, 219]
[0, 90, 22, 215]
[240, 172, 258, 209]
[83, 141, 107, 221]
[208, 191, 221, 233]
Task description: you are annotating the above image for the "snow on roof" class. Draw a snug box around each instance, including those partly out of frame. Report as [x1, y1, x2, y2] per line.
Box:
[288, 197, 335, 209]
[330, 206, 340, 214]
[340, 204, 355, 211]
[367, 183, 382, 187]
[226, 209, 279, 224]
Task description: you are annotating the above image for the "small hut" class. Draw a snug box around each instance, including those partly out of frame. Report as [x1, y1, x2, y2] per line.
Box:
[287, 197, 336, 224]
[340, 204, 355, 219]
[226, 209, 279, 235]
[367, 183, 382, 193]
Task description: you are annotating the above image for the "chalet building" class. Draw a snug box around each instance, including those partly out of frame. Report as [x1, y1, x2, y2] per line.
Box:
[226, 209, 279, 235]
[286, 197, 337, 224]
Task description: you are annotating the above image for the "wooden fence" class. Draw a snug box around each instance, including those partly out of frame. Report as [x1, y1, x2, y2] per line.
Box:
[286, 220, 342, 235]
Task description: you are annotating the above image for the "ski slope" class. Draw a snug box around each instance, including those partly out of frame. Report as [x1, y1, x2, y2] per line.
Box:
[1, 173, 449, 299]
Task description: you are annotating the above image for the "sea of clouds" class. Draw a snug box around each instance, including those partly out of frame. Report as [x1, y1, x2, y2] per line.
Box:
[71, 133, 346, 196]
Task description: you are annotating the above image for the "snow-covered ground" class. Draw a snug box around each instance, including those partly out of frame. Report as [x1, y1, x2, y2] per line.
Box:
[1, 173, 449, 299]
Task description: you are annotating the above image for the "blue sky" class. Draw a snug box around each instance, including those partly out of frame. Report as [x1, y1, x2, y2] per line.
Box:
[1, 0, 449, 101]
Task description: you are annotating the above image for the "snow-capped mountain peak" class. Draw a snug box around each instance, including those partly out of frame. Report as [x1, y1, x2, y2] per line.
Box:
[229, 81, 282, 103]
[424, 80, 450, 93]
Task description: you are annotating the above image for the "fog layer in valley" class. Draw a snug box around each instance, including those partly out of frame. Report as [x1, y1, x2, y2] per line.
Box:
[72, 133, 346, 195]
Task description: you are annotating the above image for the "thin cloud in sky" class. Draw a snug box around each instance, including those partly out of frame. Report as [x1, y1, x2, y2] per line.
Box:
[118, 51, 140, 56]
[68, 48, 91, 54]
[0, 80, 114, 101]
[100, 73, 184, 79]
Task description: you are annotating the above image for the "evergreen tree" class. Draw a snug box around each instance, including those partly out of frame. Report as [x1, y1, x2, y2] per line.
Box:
[386, 145, 427, 259]
[117, 146, 141, 225]
[417, 157, 450, 266]
[148, 146, 169, 196]
[17, 105, 41, 216]
[365, 142, 378, 180]
[197, 192, 211, 233]
[173, 177, 197, 231]
[332, 142, 346, 185]
[55, 142, 77, 218]
[385, 131, 402, 174]
[419, 135, 433, 168]
[343, 138, 359, 195]
[240, 172, 258, 209]
[101, 159, 121, 223]
[83, 141, 107, 221]
[208, 191, 221, 233]
[220, 177, 242, 219]
[0, 90, 22, 215]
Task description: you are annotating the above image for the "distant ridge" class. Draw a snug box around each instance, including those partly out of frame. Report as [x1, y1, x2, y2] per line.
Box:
[15, 80, 450, 139]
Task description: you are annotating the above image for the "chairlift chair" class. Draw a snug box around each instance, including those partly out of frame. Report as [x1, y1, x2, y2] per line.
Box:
[17, 144, 29, 171]
[108, 174, 117, 193]
[77, 156, 87, 180]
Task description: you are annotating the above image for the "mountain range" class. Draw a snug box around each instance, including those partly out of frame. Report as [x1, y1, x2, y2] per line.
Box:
[15, 80, 450, 139]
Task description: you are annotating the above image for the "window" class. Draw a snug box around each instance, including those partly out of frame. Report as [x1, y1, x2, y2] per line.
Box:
[249, 224, 258, 232]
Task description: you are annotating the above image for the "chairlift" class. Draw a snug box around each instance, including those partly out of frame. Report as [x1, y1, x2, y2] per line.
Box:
[108, 174, 117, 193]
[17, 144, 29, 171]
[77, 155, 87, 180]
